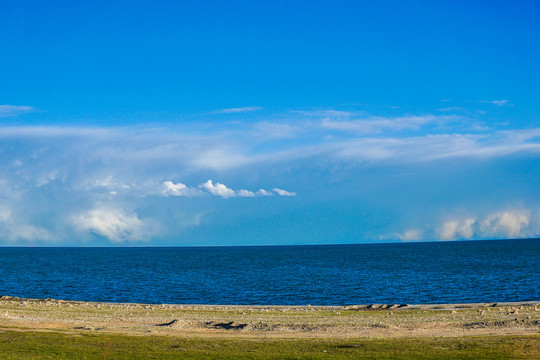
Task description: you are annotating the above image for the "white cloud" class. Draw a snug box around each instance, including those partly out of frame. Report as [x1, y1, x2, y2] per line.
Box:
[396, 229, 423, 241]
[73, 208, 147, 243]
[438, 218, 476, 240]
[0, 205, 54, 242]
[330, 130, 540, 164]
[479, 100, 512, 107]
[197, 180, 262, 198]
[273, 188, 296, 196]
[236, 189, 255, 197]
[190, 147, 251, 170]
[199, 180, 236, 198]
[437, 107, 466, 112]
[292, 109, 357, 118]
[0, 105, 36, 117]
[250, 122, 301, 139]
[0, 206, 11, 222]
[87, 176, 131, 193]
[290, 110, 464, 135]
[436, 210, 534, 241]
[320, 115, 444, 134]
[161, 181, 201, 197]
[1, 113, 539, 178]
[6, 225, 54, 242]
[441, 99, 513, 107]
[0, 125, 113, 138]
[388, 209, 539, 242]
[256, 189, 273, 196]
[480, 211, 530, 238]
[160, 180, 286, 199]
[211, 106, 263, 114]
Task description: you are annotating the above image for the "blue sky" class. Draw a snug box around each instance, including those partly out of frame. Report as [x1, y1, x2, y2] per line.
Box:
[1, 0, 539, 245]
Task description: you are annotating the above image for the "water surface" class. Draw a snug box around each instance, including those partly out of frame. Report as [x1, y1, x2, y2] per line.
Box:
[0, 239, 538, 305]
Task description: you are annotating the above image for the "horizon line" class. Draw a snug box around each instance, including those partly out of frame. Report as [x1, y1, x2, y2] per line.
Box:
[0, 237, 536, 249]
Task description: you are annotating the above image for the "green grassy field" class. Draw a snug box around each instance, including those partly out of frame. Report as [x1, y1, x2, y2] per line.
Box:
[1, 331, 538, 360]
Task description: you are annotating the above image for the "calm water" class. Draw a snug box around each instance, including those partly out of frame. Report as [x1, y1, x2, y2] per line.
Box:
[0, 239, 538, 305]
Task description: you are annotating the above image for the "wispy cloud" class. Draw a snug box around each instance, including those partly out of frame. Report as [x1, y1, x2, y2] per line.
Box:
[440, 99, 513, 107]
[0, 112, 539, 176]
[272, 188, 296, 196]
[327, 129, 540, 164]
[437, 107, 466, 112]
[292, 109, 358, 118]
[0, 105, 36, 117]
[250, 122, 301, 139]
[286, 109, 472, 135]
[478, 99, 512, 107]
[211, 106, 263, 114]
[319, 115, 449, 134]
[1, 114, 538, 176]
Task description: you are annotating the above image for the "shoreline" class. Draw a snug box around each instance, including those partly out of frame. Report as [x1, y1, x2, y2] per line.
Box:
[1, 295, 539, 310]
[1, 295, 538, 339]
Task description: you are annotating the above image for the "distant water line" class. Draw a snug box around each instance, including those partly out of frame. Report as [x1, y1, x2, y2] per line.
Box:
[0, 239, 538, 305]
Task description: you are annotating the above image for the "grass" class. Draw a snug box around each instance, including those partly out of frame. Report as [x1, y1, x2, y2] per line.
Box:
[0, 331, 538, 359]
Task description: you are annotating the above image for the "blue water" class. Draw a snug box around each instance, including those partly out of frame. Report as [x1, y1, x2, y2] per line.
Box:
[0, 239, 538, 305]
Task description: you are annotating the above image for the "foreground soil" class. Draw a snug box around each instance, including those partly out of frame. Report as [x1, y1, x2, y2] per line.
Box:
[0, 296, 539, 359]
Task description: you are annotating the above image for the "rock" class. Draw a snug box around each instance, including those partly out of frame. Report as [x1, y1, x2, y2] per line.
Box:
[205, 321, 249, 330]
[155, 319, 179, 327]
[367, 304, 383, 309]
[74, 326, 94, 330]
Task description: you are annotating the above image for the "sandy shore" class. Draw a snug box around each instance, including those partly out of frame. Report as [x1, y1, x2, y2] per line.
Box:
[1, 296, 538, 339]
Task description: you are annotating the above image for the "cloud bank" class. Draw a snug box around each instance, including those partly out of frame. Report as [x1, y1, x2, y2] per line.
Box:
[437, 210, 534, 240]
[73, 208, 146, 243]
[392, 209, 539, 242]
[0, 107, 538, 244]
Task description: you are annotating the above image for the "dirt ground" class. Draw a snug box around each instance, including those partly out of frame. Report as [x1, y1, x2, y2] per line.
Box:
[0, 296, 538, 339]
